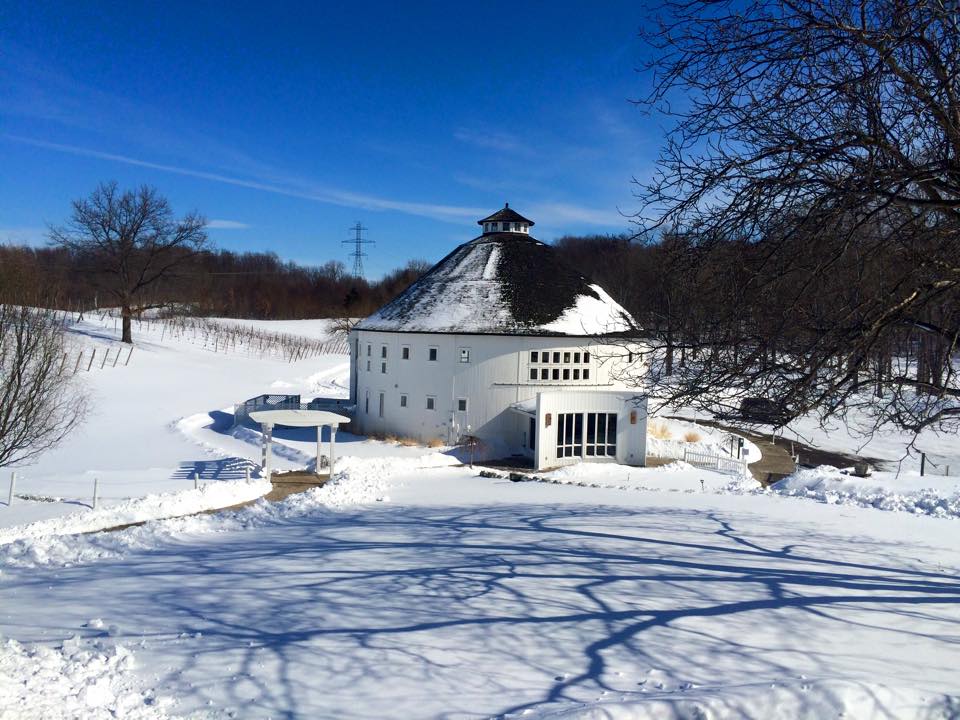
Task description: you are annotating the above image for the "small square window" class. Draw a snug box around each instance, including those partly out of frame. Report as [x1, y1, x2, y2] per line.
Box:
[400, 394, 407, 408]
[583, 352, 590, 363]
[426, 396, 435, 410]
[540, 368, 549, 380]
[583, 368, 590, 380]
[428, 347, 438, 361]
[563, 352, 571, 363]
[460, 348, 470, 363]
[563, 368, 570, 380]
[381, 346, 387, 358]
[457, 398, 468, 412]
[552, 368, 560, 380]
[530, 351, 538, 363]
[402, 346, 410, 360]
[573, 368, 580, 380]
[381, 362, 387, 373]
[541, 353, 549, 364]
[529, 368, 537, 380]
[553, 352, 560, 363]
[574, 352, 581, 363]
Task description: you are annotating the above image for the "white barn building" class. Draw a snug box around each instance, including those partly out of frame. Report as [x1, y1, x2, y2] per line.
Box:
[349, 205, 647, 470]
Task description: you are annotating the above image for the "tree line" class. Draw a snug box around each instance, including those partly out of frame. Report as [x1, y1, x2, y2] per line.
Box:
[0, 236, 428, 323]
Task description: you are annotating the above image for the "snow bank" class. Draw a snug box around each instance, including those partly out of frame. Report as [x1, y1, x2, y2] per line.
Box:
[647, 417, 761, 465]
[0, 453, 454, 570]
[0, 637, 170, 719]
[0, 478, 270, 547]
[770, 465, 960, 519]
[530, 678, 955, 720]
[536, 460, 762, 493]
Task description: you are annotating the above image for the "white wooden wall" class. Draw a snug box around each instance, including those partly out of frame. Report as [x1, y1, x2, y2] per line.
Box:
[348, 329, 645, 452]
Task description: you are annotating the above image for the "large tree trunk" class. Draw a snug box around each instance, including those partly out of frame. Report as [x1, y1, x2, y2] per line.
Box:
[121, 305, 133, 344]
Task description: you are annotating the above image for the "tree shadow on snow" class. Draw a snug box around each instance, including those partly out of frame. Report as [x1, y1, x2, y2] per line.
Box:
[6, 504, 960, 718]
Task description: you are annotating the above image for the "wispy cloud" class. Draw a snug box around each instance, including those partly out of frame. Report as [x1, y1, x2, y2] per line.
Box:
[3, 135, 488, 225]
[527, 201, 630, 229]
[453, 128, 532, 155]
[206, 219, 251, 230]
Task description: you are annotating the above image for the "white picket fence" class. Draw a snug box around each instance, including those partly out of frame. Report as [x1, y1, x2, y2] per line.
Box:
[681, 449, 748, 477]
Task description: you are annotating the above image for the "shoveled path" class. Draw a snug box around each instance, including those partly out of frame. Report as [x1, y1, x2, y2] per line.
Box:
[92, 471, 329, 534]
[670, 417, 879, 487]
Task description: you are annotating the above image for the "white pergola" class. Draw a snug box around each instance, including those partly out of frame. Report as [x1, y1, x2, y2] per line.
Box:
[249, 409, 351, 479]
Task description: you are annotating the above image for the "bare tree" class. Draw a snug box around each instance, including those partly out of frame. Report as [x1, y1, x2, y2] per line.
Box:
[631, 0, 960, 434]
[49, 182, 208, 343]
[0, 304, 87, 467]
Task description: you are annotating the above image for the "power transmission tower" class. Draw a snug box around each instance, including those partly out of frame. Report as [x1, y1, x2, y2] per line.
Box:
[342, 222, 374, 278]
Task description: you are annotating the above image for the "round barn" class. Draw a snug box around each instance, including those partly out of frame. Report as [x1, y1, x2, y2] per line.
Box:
[349, 205, 647, 470]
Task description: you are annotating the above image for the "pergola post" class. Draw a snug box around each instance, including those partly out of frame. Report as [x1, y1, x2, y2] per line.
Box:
[316, 424, 323, 475]
[329, 425, 337, 476]
[262, 423, 273, 480]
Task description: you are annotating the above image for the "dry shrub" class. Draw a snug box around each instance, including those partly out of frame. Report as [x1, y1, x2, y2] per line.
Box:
[398, 436, 421, 447]
[683, 431, 702, 443]
[427, 437, 444, 448]
[383, 433, 399, 444]
[648, 422, 673, 440]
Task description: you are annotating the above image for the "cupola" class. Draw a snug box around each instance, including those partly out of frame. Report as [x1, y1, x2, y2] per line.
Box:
[478, 203, 534, 235]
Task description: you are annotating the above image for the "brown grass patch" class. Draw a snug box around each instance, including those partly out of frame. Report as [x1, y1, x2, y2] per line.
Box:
[427, 438, 445, 448]
[648, 422, 673, 440]
[683, 431, 703, 443]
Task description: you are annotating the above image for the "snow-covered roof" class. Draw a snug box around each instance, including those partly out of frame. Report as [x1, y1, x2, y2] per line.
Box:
[356, 217, 636, 336]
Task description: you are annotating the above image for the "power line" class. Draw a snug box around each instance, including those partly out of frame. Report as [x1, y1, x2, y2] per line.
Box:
[342, 222, 374, 278]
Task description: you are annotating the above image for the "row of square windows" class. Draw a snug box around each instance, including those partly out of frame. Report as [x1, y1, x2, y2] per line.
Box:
[364, 359, 591, 382]
[530, 351, 590, 364]
[365, 392, 467, 414]
[364, 345, 592, 367]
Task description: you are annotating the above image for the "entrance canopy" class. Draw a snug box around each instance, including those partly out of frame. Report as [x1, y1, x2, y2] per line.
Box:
[249, 409, 351, 477]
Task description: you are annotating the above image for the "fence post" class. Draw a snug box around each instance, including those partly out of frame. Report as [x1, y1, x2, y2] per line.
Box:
[125, 346, 134, 366]
[7, 472, 15, 506]
[920, 452, 926, 476]
[92, 478, 99, 509]
[113, 349, 120, 367]
[87, 348, 96, 372]
[193, 471, 199, 490]
[245, 466, 250, 482]
[100, 350, 109, 369]
[74, 351, 84, 374]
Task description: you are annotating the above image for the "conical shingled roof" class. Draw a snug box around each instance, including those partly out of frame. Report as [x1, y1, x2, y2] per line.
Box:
[477, 203, 534, 228]
[356, 212, 635, 336]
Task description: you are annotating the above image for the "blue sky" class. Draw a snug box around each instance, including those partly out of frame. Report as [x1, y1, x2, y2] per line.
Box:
[1, 2, 662, 277]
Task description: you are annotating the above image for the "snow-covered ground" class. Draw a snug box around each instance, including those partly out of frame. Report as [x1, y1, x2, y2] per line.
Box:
[2, 315, 959, 719]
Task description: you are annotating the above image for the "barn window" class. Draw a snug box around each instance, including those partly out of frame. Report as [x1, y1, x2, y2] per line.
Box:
[573, 368, 580, 380]
[563, 368, 570, 380]
[529, 368, 537, 380]
[400, 394, 407, 408]
[574, 352, 581, 363]
[402, 346, 410, 359]
[563, 352, 571, 363]
[381, 362, 386, 374]
[459, 348, 470, 363]
[457, 398, 468, 412]
[426, 396, 436, 410]
[540, 368, 549, 380]
[378, 393, 384, 418]
[583, 369, 590, 380]
[366, 360, 370, 372]
[553, 352, 560, 363]
[583, 352, 590, 363]
[530, 351, 538, 363]
[428, 347, 438, 361]
[552, 368, 560, 380]
[367, 344, 371, 356]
